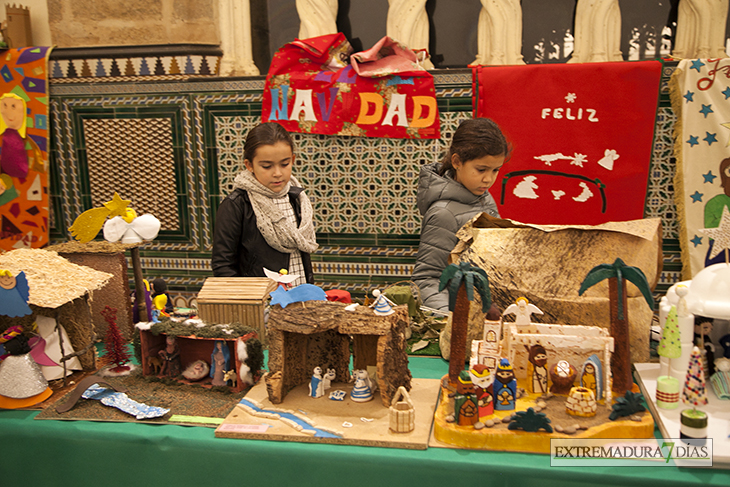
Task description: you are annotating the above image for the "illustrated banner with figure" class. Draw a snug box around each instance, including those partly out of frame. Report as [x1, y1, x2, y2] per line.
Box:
[671, 58, 730, 278]
[0, 47, 51, 251]
[263, 33, 440, 139]
[473, 61, 662, 226]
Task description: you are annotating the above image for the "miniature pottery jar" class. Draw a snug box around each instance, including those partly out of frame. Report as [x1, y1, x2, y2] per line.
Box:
[565, 387, 597, 417]
[656, 375, 680, 409]
[680, 409, 708, 444]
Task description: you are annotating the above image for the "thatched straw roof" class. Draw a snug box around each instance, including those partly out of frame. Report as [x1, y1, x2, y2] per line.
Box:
[46, 241, 139, 254]
[0, 248, 112, 308]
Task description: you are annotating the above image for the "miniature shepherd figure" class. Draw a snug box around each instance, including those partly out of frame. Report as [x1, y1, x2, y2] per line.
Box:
[309, 366, 324, 398]
[469, 363, 494, 419]
[323, 368, 336, 390]
[350, 369, 373, 402]
[494, 358, 517, 410]
[525, 344, 548, 394]
[158, 335, 181, 378]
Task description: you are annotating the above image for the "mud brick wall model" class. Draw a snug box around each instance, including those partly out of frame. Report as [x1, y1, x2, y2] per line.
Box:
[47, 52, 682, 307]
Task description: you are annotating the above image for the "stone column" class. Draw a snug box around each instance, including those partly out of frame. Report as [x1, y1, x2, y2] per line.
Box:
[296, 0, 338, 39]
[219, 0, 260, 76]
[386, 0, 434, 69]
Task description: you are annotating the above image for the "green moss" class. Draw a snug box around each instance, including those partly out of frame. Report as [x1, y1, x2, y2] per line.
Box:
[147, 318, 259, 340]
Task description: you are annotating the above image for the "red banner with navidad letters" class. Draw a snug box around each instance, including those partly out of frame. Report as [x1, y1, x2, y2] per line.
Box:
[474, 61, 662, 225]
[263, 33, 439, 139]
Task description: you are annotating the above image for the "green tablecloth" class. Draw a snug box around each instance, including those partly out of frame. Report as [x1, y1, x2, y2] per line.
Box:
[2, 356, 729, 487]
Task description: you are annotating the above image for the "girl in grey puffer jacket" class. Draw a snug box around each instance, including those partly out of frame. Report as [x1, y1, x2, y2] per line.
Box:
[412, 118, 510, 311]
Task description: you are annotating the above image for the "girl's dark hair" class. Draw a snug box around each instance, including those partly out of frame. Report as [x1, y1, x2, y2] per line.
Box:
[439, 118, 510, 175]
[243, 122, 294, 162]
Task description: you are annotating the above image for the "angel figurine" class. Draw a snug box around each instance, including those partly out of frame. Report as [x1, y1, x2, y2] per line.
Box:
[503, 297, 543, 325]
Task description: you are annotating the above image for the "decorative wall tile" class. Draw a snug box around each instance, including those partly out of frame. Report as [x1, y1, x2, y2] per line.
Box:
[84, 118, 179, 230]
[48, 65, 683, 301]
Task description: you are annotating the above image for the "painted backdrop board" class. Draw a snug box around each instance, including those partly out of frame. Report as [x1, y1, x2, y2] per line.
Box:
[670, 58, 730, 278]
[474, 61, 662, 226]
[0, 47, 51, 251]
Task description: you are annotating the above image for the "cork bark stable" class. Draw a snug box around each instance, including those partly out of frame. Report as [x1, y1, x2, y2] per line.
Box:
[265, 301, 411, 407]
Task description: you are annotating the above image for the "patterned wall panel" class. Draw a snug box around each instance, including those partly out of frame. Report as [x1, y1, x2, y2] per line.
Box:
[83, 118, 179, 230]
[50, 94, 203, 252]
[48, 69, 683, 307]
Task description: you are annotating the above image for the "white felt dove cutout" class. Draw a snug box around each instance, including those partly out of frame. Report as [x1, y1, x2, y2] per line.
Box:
[103, 214, 161, 244]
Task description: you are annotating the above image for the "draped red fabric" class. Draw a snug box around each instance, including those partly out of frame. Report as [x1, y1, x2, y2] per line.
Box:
[262, 33, 440, 139]
[473, 61, 662, 225]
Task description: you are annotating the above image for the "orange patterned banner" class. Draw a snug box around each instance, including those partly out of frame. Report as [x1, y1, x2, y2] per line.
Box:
[0, 46, 51, 251]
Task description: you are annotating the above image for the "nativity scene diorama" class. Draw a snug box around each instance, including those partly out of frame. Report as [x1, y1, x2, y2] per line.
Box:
[432, 260, 656, 454]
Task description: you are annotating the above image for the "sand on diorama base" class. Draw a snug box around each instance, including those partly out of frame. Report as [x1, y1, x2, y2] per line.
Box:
[215, 377, 440, 449]
[431, 378, 655, 454]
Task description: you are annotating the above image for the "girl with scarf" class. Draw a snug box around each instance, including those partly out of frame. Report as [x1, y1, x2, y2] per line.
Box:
[212, 123, 317, 286]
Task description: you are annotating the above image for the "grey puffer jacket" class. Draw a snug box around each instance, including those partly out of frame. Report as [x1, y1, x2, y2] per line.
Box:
[412, 161, 500, 311]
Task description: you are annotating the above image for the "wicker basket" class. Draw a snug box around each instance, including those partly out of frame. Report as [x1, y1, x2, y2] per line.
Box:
[389, 386, 415, 433]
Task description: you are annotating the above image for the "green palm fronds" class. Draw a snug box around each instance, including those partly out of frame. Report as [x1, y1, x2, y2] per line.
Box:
[439, 262, 491, 312]
[578, 258, 654, 320]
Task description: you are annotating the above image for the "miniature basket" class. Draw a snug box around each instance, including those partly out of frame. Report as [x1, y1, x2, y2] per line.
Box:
[389, 386, 415, 433]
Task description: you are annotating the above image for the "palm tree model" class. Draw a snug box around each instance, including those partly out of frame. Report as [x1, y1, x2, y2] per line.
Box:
[578, 258, 654, 395]
[439, 262, 492, 386]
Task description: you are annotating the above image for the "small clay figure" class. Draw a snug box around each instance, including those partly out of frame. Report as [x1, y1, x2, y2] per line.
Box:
[350, 369, 373, 402]
[309, 366, 324, 398]
[182, 360, 209, 381]
[525, 344, 548, 394]
[210, 340, 231, 386]
[453, 370, 479, 426]
[469, 363, 494, 419]
[370, 289, 395, 316]
[580, 354, 603, 400]
[549, 360, 577, 395]
[323, 368, 336, 390]
[158, 335, 181, 378]
[494, 358, 517, 411]
[694, 318, 715, 376]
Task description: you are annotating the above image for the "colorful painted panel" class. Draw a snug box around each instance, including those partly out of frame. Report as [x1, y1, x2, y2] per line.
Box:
[0, 47, 51, 251]
[670, 58, 730, 278]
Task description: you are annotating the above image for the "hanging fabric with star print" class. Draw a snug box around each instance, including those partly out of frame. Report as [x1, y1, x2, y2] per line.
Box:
[472, 61, 662, 225]
[671, 58, 730, 278]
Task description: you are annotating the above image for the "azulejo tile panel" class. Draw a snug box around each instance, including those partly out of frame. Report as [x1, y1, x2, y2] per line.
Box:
[212, 111, 471, 235]
[83, 118, 179, 230]
[48, 67, 683, 301]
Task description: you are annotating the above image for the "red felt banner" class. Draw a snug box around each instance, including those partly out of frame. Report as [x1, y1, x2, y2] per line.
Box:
[262, 33, 440, 139]
[474, 61, 662, 225]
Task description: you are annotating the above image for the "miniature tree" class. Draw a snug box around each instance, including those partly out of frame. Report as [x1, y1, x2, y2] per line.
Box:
[659, 305, 682, 370]
[102, 306, 131, 373]
[683, 346, 708, 408]
[655, 305, 683, 409]
[578, 258, 654, 395]
[439, 262, 491, 385]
